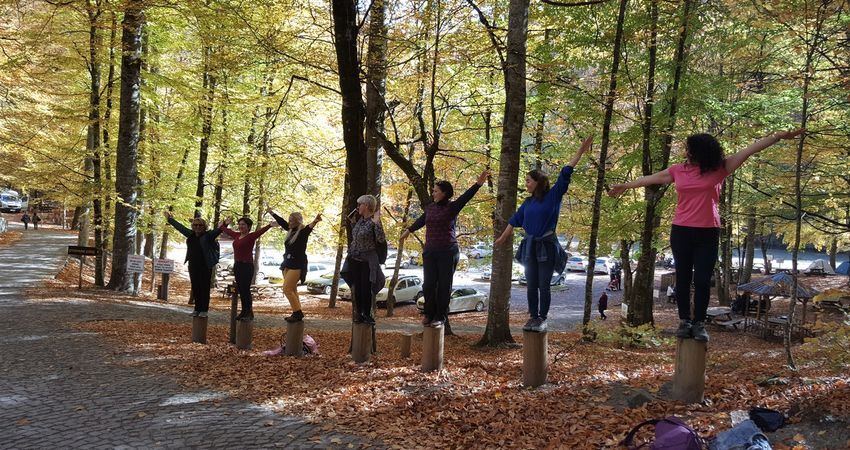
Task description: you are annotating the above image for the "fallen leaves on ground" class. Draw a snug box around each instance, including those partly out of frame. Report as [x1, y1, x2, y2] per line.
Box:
[0, 230, 23, 247]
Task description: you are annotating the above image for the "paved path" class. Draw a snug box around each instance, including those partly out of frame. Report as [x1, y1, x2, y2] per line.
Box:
[0, 224, 374, 449]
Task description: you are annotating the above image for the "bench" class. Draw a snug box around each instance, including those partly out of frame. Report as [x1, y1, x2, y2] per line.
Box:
[706, 306, 732, 323]
[714, 318, 745, 329]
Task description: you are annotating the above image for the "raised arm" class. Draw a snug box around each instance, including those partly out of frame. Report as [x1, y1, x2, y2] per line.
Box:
[552, 136, 593, 197]
[724, 129, 804, 174]
[219, 218, 239, 238]
[567, 135, 594, 168]
[163, 211, 192, 238]
[449, 169, 490, 214]
[607, 168, 673, 197]
[405, 213, 427, 237]
[267, 208, 289, 229]
[308, 213, 322, 228]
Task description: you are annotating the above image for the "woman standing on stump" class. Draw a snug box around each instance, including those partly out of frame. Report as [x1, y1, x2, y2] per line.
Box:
[341, 195, 386, 325]
[400, 169, 490, 327]
[267, 207, 322, 323]
[608, 129, 803, 342]
[495, 136, 593, 333]
[164, 211, 224, 317]
[220, 216, 275, 321]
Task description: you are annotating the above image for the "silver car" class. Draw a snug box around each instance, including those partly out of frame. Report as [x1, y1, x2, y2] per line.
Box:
[416, 287, 488, 313]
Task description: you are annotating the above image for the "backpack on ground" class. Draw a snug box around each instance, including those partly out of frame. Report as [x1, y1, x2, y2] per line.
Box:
[621, 416, 704, 449]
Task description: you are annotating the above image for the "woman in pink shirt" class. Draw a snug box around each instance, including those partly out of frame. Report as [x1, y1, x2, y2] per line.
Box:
[220, 216, 274, 321]
[608, 129, 802, 341]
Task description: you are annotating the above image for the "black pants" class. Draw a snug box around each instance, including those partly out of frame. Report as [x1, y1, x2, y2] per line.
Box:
[599, 308, 607, 320]
[524, 241, 556, 320]
[422, 248, 460, 322]
[233, 261, 254, 314]
[670, 225, 720, 322]
[349, 259, 374, 320]
[188, 263, 212, 312]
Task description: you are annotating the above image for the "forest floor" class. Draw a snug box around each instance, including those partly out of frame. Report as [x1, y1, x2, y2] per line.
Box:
[25, 244, 850, 449]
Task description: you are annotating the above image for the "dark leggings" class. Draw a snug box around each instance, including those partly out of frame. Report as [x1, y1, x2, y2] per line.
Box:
[189, 263, 212, 312]
[233, 261, 254, 314]
[524, 242, 556, 320]
[422, 248, 460, 322]
[349, 259, 374, 320]
[670, 225, 720, 322]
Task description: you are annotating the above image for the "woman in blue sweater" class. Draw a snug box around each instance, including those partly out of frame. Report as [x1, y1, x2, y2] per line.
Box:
[495, 136, 593, 332]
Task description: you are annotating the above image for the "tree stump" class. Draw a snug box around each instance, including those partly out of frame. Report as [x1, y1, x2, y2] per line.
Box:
[236, 320, 253, 350]
[670, 338, 706, 403]
[351, 323, 373, 363]
[421, 325, 444, 372]
[400, 333, 412, 359]
[191, 316, 208, 344]
[522, 330, 548, 388]
[284, 321, 305, 357]
[228, 284, 238, 344]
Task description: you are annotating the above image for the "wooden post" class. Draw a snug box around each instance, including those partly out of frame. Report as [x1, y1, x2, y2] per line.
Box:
[284, 321, 305, 357]
[192, 316, 208, 344]
[229, 284, 237, 344]
[400, 333, 412, 358]
[236, 320, 253, 350]
[522, 330, 548, 388]
[79, 255, 85, 289]
[421, 325, 444, 372]
[670, 338, 706, 404]
[157, 274, 170, 302]
[351, 323, 373, 363]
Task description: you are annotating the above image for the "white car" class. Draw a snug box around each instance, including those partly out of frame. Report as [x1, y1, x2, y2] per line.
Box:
[376, 275, 423, 307]
[467, 244, 493, 259]
[384, 251, 411, 269]
[565, 256, 587, 272]
[416, 287, 488, 313]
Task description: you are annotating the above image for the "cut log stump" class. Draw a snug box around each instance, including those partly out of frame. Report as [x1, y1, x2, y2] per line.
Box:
[522, 330, 548, 388]
[421, 325, 444, 372]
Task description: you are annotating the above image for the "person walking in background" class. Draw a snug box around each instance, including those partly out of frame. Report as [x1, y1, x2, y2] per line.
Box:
[21, 212, 30, 230]
[268, 207, 322, 323]
[608, 129, 803, 342]
[219, 215, 274, 321]
[495, 136, 594, 333]
[341, 195, 386, 325]
[31, 211, 41, 230]
[598, 291, 608, 320]
[400, 169, 490, 327]
[164, 211, 224, 317]
[667, 284, 676, 304]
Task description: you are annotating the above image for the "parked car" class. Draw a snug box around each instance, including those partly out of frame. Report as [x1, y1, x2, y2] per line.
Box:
[594, 257, 614, 275]
[416, 287, 488, 313]
[375, 275, 423, 307]
[255, 253, 284, 280]
[305, 272, 348, 295]
[384, 251, 411, 269]
[566, 256, 611, 274]
[565, 256, 587, 272]
[268, 263, 329, 285]
[518, 271, 566, 286]
[467, 244, 493, 259]
[0, 190, 22, 213]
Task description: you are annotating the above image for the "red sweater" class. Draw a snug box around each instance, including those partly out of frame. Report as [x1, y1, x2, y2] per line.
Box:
[220, 224, 272, 263]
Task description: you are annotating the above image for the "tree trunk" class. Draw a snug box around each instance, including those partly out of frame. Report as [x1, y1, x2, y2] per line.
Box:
[332, 0, 368, 242]
[329, 173, 350, 308]
[583, 0, 628, 332]
[365, 0, 387, 198]
[101, 9, 117, 259]
[195, 46, 216, 218]
[477, 0, 529, 347]
[719, 173, 734, 306]
[629, 0, 694, 326]
[158, 145, 192, 259]
[86, 0, 105, 286]
[106, 0, 144, 292]
[386, 187, 414, 317]
[828, 238, 837, 269]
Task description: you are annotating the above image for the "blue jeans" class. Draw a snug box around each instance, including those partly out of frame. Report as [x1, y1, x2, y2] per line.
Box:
[524, 241, 555, 320]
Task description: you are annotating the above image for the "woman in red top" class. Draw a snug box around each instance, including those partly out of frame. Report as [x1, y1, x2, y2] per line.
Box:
[608, 129, 802, 341]
[220, 216, 274, 321]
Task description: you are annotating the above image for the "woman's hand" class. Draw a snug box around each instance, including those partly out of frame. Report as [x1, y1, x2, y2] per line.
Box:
[314, 213, 323, 223]
[775, 128, 805, 141]
[476, 169, 492, 186]
[494, 235, 508, 246]
[400, 229, 411, 241]
[163, 210, 173, 219]
[607, 184, 628, 197]
[223, 217, 233, 226]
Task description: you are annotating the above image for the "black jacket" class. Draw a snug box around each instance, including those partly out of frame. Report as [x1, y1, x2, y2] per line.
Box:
[167, 217, 222, 270]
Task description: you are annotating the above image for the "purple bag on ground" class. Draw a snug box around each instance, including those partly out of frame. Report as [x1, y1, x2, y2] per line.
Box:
[621, 416, 704, 449]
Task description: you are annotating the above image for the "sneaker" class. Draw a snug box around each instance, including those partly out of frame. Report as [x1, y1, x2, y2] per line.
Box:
[198, 311, 208, 318]
[522, 318, 537, 331]
[428, 320, 444, 328]
[691, 321, 709, 342]
[676, 319, 693, 339]
[532, 318, 548, 333]
[284, 310, 304, 323]
[191, 310, 199, 317]
[363, 315, 376, 325]
[239, 311, 254, 321]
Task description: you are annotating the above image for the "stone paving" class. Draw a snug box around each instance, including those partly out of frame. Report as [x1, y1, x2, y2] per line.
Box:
[0, 224, 377, 449]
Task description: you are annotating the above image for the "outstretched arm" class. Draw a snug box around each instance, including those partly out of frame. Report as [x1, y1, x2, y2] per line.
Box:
[449, 169, 490, 214]
[494, 224, 514, 246]
[308, 213, 322, 229]
[163, 211, 192, 238]
[567, 135, 594, 168]
[267, 208, 289, 229]
[219, 218, 238, 238]
[724, 129, 804, 174]
[552, 136, 594, 198]
[607, 168, 673, 197]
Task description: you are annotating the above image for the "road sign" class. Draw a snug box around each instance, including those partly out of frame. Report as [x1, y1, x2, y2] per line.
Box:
[68, 246, 100, 256]
[153, 258, 174, 274]
[127, 255, 145, 273]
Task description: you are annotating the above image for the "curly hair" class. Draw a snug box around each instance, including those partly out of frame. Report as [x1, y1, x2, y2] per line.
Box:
[686, 134, 725, 174]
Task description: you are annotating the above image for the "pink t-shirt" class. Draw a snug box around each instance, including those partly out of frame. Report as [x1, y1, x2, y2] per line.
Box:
[668, 162, 728, 228]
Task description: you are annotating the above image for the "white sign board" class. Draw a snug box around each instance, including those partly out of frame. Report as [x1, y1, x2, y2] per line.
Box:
[153, 258, 174, 274]
[126, 255, 145, 273]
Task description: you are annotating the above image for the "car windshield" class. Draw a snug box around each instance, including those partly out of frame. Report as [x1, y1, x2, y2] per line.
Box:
[597, 259, 606, 264]
[569, 257, 583, 262]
